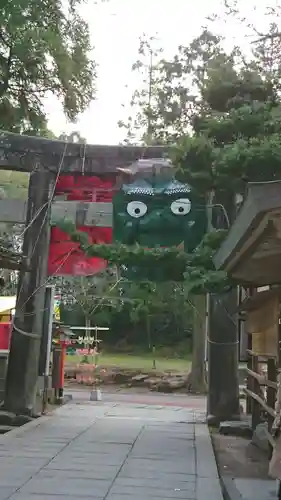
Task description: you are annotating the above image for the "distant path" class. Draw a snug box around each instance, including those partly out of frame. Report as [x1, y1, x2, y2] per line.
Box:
[65, 385, 206, 410]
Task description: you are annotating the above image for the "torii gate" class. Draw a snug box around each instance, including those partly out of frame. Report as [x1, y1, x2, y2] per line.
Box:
[0, 131, 167, 415]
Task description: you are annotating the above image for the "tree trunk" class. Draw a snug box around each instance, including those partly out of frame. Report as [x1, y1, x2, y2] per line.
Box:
[86, 317, 91, 352]
[207, 289, 240, 423]
[81, 316, 91, 363]
[186, 294, 207, 393]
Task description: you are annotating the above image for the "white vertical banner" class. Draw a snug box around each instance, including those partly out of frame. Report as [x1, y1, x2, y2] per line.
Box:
[45, 286, 55, 377]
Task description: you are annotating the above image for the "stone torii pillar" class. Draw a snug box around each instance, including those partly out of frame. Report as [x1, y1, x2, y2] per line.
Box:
[4, 168, 55, 415]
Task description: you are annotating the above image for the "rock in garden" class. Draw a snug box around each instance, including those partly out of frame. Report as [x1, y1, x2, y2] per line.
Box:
[130, 374, 149, 385]
[219, 420, 252, 438]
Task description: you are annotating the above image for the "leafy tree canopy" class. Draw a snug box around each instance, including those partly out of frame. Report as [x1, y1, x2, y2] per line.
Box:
[120, 20, 281, 195]
[0, 0, 96, 135]
[171, 22, 281, 194]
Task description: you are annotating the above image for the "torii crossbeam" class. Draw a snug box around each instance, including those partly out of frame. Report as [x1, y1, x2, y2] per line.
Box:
[0, 131, 167, 174]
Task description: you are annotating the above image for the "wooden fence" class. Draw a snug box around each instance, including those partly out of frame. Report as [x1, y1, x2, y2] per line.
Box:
[244, 349, 277, 448]
[239, 286, 281, 452]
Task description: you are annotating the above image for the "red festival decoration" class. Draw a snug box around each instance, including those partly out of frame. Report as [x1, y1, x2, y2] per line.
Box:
[48, 175, 114, 276]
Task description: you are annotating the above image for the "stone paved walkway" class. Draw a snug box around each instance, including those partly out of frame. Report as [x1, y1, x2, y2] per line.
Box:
[0, 397, 223, 500]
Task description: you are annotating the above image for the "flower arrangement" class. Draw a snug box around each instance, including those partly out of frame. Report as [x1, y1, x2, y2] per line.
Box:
[76, 364, 106, 386]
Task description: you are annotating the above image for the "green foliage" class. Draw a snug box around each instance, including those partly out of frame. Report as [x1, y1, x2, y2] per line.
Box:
[0, 0, 96, 134]
[170, 135, 215, 192]
[51, 270, 120, 322]
[171, 22, 281, 195]
[57, 220, 229, 293]
[58, 219, 190, 281]
[193, 102, 281, 143]
[61, 278, 194, 351]
[0, 171, 29, 199]
[184, 231, 232, 294]
[121, 24, 281, 194]
[173, 100, 281, 193]
[172, 115, 281, 194]
[118, 30, 243, 145]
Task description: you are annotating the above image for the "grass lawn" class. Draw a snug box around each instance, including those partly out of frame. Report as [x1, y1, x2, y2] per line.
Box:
[66, 352, 191, 372]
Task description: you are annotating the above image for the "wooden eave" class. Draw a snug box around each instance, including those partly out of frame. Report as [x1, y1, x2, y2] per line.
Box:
[213, 181, 281, 286]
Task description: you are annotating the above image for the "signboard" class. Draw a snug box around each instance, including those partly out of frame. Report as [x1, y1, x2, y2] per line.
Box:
[76, 348, 95, 356]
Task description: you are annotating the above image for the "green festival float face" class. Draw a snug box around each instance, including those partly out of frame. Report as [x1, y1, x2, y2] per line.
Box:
[113, 179, 207, 252]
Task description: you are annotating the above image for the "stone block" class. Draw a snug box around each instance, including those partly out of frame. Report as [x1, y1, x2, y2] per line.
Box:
[219, 419, 252, 438]
[252, 422, 271, 452]
[195, 424, 219, 479]
[197, 477, 223, 500]
[234, 478, 277, 500]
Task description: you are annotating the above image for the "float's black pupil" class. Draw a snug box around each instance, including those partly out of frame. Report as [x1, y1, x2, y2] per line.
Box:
[179, 206, 184, 213]
[135, 208, 141, 214]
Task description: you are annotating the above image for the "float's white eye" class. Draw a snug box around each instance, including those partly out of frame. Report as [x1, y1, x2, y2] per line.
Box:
[170, 198, 191, 215]
[126, 201, 148, 218]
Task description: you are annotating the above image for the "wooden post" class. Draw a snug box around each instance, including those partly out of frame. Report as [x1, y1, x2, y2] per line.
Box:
[246, 287, 255, 415]
[239, 287, 248, 361]
[4, 169, 54, 415]
[251, 354, 261, 431]
[246, 336, 253, 414]
[267, 357, 276, 458]
[267, 358, 276, 432]
[278, 316, 281, 371]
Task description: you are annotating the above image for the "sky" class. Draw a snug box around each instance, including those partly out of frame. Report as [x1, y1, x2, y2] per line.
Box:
[45, 0, 276, 145]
